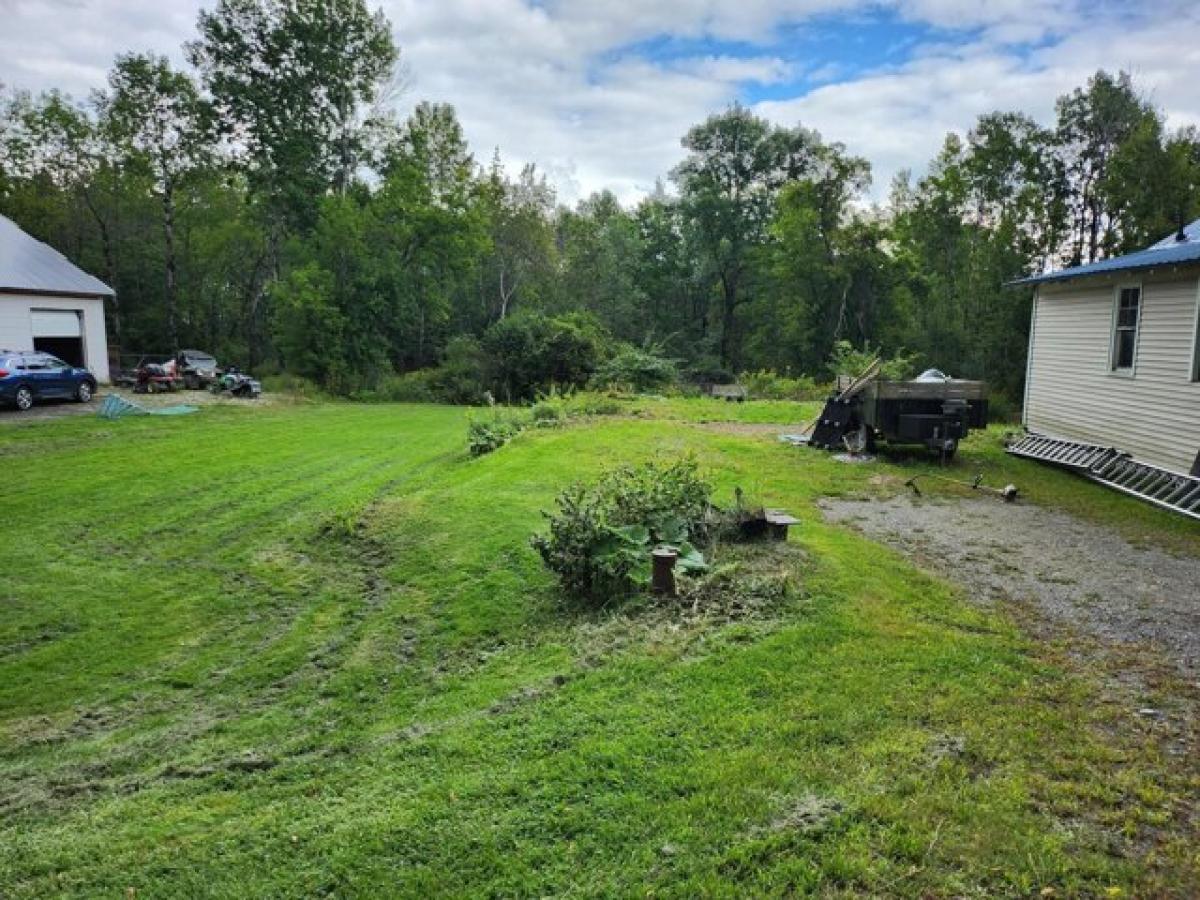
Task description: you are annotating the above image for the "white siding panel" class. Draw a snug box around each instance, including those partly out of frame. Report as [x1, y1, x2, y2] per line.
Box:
[1025, 274, 1200, 474]
[0, 294, 110, 383]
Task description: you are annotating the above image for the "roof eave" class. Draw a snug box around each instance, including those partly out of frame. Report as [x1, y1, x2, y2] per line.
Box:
[0, 285, 115, 299]
[1004, 258, 1200, 288]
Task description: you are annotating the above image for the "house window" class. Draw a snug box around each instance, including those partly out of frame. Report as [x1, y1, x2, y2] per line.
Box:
[1111, 286, 1141, 372]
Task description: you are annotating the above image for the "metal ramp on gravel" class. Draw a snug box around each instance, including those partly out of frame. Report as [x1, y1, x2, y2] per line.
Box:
[1007, 432, 1200, 521]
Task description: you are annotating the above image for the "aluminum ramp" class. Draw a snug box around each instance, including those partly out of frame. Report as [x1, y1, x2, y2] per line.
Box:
[1007, 432, 1200, 521]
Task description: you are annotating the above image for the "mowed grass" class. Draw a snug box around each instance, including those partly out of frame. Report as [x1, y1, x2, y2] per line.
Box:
[1, 398, 1197, 897]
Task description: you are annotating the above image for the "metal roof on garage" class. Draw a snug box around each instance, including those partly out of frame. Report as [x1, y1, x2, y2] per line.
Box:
[1008, 217, 1200, 287]
[0, 214, 114, 298]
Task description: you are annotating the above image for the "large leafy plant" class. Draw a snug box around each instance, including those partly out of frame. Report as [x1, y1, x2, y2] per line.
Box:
[532, 457, 713, 604]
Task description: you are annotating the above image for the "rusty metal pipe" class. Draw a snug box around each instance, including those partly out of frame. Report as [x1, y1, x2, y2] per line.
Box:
[651, 547, 678, 596]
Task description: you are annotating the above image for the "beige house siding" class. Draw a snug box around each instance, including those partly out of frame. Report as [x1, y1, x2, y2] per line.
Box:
[1024, 271, 1200, 475]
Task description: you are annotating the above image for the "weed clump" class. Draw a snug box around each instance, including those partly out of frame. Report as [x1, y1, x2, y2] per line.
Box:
[530, 402, 562, 424]
[467, 406, 531, 456]
[676, 560, 796, 621]
[467, 389, 628, 456]
[739, 369, 825, 401]
[467, 418, 522, 456]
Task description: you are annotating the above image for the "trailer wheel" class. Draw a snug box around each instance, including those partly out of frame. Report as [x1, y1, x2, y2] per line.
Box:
[940, 438, 958, 461]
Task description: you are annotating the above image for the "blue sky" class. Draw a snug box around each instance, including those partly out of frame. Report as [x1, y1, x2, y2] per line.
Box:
[3, 0, 1198, 203]
[621, 13, 942, 103]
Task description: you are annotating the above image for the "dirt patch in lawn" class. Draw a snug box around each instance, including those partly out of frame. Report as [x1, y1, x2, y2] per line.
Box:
[0, 387, 272, 423]
[820, 495, 1200, 677]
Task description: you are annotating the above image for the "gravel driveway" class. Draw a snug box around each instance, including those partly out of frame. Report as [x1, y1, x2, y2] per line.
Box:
[821, 496, 1200, 676]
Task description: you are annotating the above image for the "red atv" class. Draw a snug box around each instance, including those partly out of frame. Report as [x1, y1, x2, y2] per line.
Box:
[133, 356, 182, 394]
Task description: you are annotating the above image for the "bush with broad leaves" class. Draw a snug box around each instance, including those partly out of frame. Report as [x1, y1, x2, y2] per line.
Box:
[531, 457, 713, 604]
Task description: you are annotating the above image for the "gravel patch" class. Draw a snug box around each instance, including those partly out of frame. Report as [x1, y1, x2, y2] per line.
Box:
[820, 495, 1200, 676]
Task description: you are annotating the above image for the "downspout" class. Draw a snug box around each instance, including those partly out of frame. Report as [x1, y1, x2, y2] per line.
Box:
[1021, 285, 1038, 429]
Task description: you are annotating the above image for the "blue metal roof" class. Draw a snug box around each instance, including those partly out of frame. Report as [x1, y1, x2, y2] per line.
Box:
[1009, 217, 1200, 286]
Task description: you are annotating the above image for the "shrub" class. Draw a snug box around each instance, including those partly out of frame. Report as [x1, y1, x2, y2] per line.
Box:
[529, 384, 571, 422]
[260, 373, 325, 398]
[372, 370, 437, 403]
[467, 419, 521, 456]
[682, 357, 735, 386]
[531, 457, 713, 603]
[567, 393, 623, 417]
[535, 387, 625, 419]
[740, 369, 825, 401]
[467, 407, 530, 456]
[987, 391, 1021, 423]
[828, 340, 919, 382]
[482, 311, 608, 402]
[591, 344, 678, 393]
[598, 457, 713, 541]
[430, 336, 488, 405]
[530, 402, 562, 424]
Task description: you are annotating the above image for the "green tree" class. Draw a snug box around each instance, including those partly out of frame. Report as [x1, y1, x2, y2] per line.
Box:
[0, 90, 132, 346]
[189, 0, 397, 229]
[372, 103, 488, 368]
[555, 191, 648, 340]
[189, 0, 397, 364]
[755, 141, 872, 371]
[103, 54, 213, 350]
[633, 186, 708, 358]
[478, 156, 557, 323]
[1103, 119, 1200, 252]
[672, 105, 821, 368]
[1055, 71, 1156, 264]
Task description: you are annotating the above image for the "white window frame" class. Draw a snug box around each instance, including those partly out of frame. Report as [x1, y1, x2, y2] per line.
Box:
[1109, 282, 1143, 376]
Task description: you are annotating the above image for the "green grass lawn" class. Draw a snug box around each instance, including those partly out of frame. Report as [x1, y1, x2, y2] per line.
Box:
[2, 397, 1197, 897]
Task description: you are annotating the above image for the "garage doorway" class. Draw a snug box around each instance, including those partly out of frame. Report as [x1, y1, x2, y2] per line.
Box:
[30, 309, 84, 367]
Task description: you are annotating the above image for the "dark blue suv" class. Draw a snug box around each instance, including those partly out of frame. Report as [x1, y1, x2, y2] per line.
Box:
[0, 351, 98, 411]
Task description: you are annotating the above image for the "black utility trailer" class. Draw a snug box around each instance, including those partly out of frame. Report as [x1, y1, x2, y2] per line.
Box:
[808, 369, 988, 458]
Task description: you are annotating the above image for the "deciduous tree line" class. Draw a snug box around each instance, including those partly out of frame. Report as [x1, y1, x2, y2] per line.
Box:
[2, 0, 1198, 405]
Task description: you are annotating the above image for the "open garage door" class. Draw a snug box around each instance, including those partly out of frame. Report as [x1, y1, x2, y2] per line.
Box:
[31, 309, 84, 367]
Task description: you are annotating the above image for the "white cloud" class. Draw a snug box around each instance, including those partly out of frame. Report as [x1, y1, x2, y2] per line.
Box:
[1, 0, 195, 99]
[2, 0, 1199, 206]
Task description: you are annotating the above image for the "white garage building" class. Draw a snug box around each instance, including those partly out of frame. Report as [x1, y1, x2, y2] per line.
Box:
[0, 214, 114, 383]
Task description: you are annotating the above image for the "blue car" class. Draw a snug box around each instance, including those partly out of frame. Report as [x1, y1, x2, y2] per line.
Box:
[0, 350, 98, 411]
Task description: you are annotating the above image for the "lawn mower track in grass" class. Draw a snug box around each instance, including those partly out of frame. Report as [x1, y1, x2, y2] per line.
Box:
[1, 398, 1198, 896]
